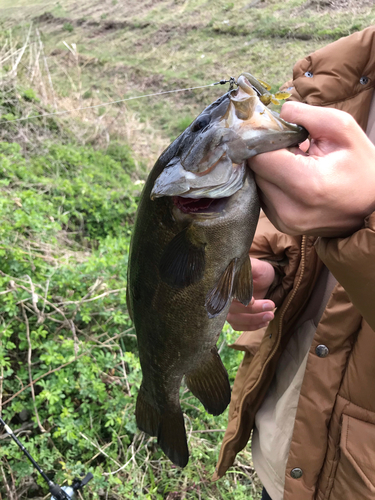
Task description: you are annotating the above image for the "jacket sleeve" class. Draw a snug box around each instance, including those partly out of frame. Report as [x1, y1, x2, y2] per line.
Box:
[280, 25, 375, 131]
[250, 211, 302, 307]
[316, 212, 375, 331]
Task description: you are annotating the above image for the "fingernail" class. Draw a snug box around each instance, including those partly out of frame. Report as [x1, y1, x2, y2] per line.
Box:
[262, 303, 274, 311]
[263, 313, 273, 322]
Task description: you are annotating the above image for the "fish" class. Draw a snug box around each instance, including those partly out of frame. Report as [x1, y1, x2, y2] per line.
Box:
[126, 73, 308, 468]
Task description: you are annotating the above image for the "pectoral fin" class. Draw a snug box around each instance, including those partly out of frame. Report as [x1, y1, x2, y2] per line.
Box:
[159, 227, 205, 288]
[233, 256, 253, 306]
[185, 347, 231, 416]
[205, 259, 236, 318]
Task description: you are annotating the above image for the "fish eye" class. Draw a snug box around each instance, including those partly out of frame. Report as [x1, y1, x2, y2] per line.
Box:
[192, 114, 211, 132]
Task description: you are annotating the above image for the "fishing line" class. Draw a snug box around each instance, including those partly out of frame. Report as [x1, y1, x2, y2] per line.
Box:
[0, 79, 234, 125]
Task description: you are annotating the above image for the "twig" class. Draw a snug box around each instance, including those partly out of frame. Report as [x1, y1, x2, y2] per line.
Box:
[0, 365, 3, 417]
[37, 28, 57, 110]
[21, 303, 46, 433]
[55, 287, 126, 306]
[118, 346, 131, 395]
[3, 328, 131, 407]
[2, 349, 87, 407]
[190, 429, 225, 434]
[79, 432, 121, 467]
[103, 442, 138, 476]
[41, 278, 50, 317]
[9, 24, 32, 79]
[0, 464, 14, 500]
[16, 283, 79, 343]
[24, 274, 42, 321]
[4, 459, 17, 500]
[83, 441, 113, 466]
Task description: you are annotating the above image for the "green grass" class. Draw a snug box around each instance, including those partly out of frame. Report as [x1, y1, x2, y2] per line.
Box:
[19, 0, 372, 154]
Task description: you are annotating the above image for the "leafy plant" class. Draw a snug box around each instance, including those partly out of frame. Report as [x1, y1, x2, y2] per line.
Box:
[63, 22, 74, 33]
[0, 137, 259, 499]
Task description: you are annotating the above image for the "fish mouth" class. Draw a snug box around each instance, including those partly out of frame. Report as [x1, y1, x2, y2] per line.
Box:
[151, 160, 246, 200]
[172, 196, 227, 214]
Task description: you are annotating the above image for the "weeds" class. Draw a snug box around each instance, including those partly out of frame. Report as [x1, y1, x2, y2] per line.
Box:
[0, 26, 260, 500]
[0, 1, 374, 498]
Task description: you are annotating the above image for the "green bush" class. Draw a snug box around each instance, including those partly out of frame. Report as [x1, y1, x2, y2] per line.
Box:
[0, 139, 259, 499]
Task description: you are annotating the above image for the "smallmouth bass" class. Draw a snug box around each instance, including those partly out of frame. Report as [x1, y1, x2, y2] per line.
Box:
[126, 74, 308, 467]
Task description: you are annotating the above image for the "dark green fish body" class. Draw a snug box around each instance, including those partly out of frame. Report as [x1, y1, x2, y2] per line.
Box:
[127, 75, 308, 467]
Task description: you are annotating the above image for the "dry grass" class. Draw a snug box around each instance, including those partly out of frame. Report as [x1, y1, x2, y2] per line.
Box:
[0, 26, 169, 173]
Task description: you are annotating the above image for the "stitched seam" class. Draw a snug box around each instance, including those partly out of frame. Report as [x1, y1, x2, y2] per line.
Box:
[215, 237, 307, 474]
[298, 84, 375, 107]
[322, 399, 351, 500]
[345, 417, 375, 489]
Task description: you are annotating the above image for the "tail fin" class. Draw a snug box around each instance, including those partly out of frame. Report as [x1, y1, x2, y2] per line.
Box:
[135, 385, 189, 468]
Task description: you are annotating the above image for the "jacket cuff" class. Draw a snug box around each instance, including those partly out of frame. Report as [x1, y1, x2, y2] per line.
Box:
[315, 211, 375, 331]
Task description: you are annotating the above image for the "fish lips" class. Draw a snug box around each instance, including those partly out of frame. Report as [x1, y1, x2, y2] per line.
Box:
[150, 157, 246, 200]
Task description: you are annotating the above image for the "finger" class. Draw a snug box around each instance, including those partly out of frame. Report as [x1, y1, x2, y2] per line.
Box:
[297, 138, 310, 153]
[255, 178, 304, 235]
[250, 259, 276, 298]
[280, 101, 356, 147]
[227, 312, 273, 332]
[228, 298, 275, 315]
[251, 150, 313, 197]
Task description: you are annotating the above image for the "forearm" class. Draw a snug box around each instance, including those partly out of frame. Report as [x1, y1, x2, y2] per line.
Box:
[316, 212, 375, 331]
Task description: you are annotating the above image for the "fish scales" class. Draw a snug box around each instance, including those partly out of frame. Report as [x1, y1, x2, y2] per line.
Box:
[127, 73, 308, 467]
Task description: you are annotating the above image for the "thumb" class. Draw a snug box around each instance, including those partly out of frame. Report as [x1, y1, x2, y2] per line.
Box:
[250, 258, 275, 290]
[280, 101, 355, 146]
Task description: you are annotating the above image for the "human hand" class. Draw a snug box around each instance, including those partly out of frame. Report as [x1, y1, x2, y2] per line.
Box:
[227, 258, 275, 331]
[250, 102, 375, 237]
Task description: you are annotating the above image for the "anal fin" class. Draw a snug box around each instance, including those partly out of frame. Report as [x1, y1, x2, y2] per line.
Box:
[135, 385, 189, 468]
[185, 347, 231, 416]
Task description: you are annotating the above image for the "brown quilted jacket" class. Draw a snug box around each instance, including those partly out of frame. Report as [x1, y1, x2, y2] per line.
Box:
[214, 26, 375, 500]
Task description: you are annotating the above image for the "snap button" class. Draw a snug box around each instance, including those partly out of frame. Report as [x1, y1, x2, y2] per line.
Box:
[304, 71, 313, 78]
[315, 344, 329, 358]
[291, 467, 303, 479]
[360, 76, 369, 85]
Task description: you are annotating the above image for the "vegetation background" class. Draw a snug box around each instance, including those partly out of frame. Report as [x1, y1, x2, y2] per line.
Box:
[0, 0, 374, 498]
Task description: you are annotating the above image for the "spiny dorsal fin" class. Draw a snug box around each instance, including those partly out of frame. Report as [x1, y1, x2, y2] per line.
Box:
[159, 227, 205, 288]
[205, 259, 237, 318]
[185, 346, 231, 416]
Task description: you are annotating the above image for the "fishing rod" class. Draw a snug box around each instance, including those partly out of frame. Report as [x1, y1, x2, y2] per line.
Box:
[0, 417, 93, 500]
